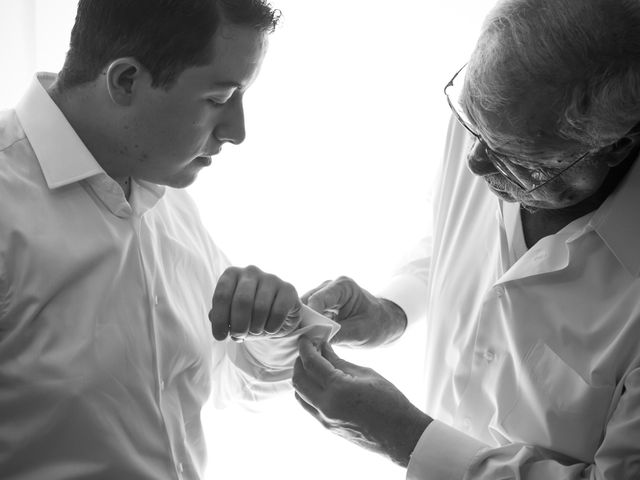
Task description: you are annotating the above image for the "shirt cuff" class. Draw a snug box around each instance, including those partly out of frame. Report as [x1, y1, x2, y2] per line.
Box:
[377, 273, 428, 326]
[231, 305, 339, 382]
[406, 420, 486, 480]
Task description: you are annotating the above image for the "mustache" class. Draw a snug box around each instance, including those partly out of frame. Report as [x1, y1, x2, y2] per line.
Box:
[483, 174, 531, 205]
[484, 174, 515, 192]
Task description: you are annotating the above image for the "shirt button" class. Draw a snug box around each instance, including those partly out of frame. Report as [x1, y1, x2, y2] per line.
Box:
[533, 252, 546, 262]
[154, 295, 159, 306]
[483, 350, 496, 362]
[178, 462, 184, 473]
[462, 417, 472, 431]
[494, 286, 504, 297]
[160, 380, 165, 391]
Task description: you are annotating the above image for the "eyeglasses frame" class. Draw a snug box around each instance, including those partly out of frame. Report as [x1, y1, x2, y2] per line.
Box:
[444, 64, 593, 194]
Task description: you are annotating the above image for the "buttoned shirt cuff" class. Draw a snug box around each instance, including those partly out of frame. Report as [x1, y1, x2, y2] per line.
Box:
[377, 273, 428, 326]
[406, 420, 486, 480]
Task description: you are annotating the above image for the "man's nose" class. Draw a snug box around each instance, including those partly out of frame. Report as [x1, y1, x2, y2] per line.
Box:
[215, 96, 246, 145]
[467, 139, 500, 177]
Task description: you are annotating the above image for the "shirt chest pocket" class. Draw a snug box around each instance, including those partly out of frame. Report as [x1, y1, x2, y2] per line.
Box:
[498, 342, 614, 462]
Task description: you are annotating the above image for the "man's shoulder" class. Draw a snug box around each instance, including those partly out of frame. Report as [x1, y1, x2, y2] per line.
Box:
[0, 110, 50, 231]
[0, 109, 44, 192]
[0, 108, 35, 184]
[0, 109, 27, 153]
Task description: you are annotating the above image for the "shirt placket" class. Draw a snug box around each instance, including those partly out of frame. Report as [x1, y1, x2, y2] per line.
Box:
[452, 205, 514, 439]
[453, 285, 507, 438]
[132, 212, 187, 480]
[453, 205, 580, 442]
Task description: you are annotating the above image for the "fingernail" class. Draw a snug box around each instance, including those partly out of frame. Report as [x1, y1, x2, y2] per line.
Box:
[322, 308, 339, 320]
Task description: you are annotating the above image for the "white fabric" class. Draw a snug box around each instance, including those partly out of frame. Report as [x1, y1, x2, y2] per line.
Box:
[298, 304, 341, 343]
[0, 73, 303, 480]
[380, 116, 640, 479]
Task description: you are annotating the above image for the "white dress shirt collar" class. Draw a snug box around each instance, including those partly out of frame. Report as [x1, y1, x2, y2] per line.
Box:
[499, 152, 640, 279]
[590, 153, 640, 277]
[15, 72, 165, 218]
[15, 72, 104, 190]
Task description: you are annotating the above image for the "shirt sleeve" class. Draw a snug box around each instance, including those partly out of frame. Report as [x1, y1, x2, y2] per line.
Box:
[377, 236, 431, 326]
[0, 253, 7, 321]
[407, 367, 640, 479]
[202, 241, 315, 411]
[209, 332, 300, 410]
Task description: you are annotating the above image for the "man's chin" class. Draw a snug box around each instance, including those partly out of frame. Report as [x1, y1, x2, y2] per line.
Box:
[167, 175, 199, 189]
[146, 172, 200, 189]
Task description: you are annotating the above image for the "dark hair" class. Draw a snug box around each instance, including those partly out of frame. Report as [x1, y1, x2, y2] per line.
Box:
[58, 0, 280, 90]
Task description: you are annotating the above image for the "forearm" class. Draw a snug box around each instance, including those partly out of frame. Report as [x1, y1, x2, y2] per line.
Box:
[211, 306, 338, 408]
[408, 368, 640, 479]
[377, 298, 408, 345]
[407, 419, 634, 480]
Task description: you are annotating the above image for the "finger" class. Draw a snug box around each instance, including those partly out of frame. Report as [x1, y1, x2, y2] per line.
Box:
[300, 280, 332, 305]
[298, 337, 337, 387]
[248, 277, 278, 335]
[321, 342, 355, 372]
[229, 271, 260, 341]
[329, 320, 363, 345]
[306, 282, 346, 318]
[265, 281, 299, 334]
[292, 355, 324, 399]
[210, 267, 240, 341]
[294, 392, 323, 423]
[277, 300, 302, 337]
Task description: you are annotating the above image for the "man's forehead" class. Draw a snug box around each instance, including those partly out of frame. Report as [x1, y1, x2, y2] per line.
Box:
[469, 87, 578, 155]
[182, 24, 266, 90]
[474, 119, 587, 171]
[213, 23, 268, 61]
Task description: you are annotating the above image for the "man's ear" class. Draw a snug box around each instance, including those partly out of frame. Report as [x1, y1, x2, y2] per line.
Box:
[607, 123, 640, 167]
[105, 58, 147, 106]
[606, 137, 639, 167]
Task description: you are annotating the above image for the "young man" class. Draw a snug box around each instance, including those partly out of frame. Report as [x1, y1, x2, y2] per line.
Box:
[293, 0, 640, 478]
[0, 1, 310, 479]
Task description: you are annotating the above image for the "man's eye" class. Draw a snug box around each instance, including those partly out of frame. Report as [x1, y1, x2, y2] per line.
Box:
[530, 169, 549, 183]
[207, 98, 227, 107]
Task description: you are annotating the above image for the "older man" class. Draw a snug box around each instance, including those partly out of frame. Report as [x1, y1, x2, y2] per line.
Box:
[293, 0, 640, 478]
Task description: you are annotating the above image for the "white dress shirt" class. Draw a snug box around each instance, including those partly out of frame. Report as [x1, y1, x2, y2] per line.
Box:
[381, 117, 640, 479]
[0, 74, 302, 480]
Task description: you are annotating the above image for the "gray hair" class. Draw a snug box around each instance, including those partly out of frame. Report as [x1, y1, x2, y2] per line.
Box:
[463, 0, 640, 151]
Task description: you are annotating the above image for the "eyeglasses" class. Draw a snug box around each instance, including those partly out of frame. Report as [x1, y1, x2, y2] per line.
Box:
[444, 64, 593, 194]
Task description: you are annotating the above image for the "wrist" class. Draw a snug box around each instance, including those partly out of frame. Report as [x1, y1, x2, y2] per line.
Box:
[378, 298, 408, 345]
[385, 406, 432, 467]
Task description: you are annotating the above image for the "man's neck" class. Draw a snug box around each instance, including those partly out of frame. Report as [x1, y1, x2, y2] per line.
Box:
[48, 82, 132, 200]
[119, 177, 132, 199]
[520, 151, 638, 248]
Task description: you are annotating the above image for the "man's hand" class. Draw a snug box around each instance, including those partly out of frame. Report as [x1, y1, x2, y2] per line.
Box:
[209, 265, 302, 342]
[292, 338, 432, 467]
[302, 277, 407, 347]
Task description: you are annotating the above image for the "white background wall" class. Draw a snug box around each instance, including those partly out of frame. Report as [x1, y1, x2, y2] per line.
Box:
[0, 1, 496, 478]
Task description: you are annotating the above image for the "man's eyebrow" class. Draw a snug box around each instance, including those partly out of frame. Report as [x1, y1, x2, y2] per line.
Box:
[209, 81, 242, 89]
